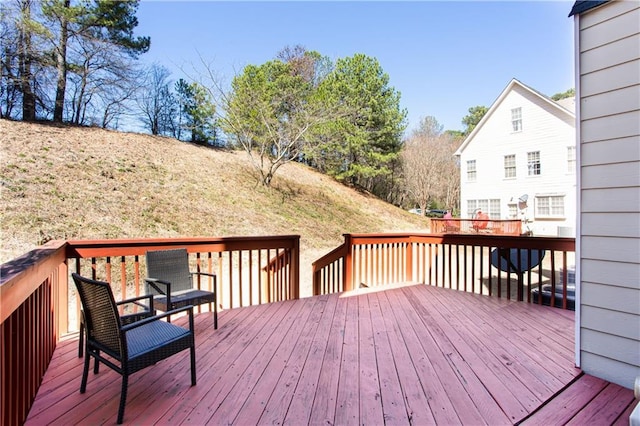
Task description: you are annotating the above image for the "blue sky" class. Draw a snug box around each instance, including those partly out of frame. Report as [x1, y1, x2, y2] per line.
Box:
[135, 1, 576, 134]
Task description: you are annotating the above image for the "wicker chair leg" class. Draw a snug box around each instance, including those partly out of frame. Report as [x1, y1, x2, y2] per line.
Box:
[80, 352, 91, 393]
[214, 302, 218, 329]
[117, 375, 128, 424]
[93, 351, 100, 374]
[190, 345, 197, 386]
[78, 313, 85, 358]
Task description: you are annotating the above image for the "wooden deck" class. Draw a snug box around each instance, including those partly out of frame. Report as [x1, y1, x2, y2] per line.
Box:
[25, 283, 637, 425]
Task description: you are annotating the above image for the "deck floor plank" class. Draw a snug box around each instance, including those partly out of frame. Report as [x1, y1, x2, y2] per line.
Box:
[428, 284, 573, 399]
[150, 301, 290, 425]
[24, 283, 637, 426]
[449, 290, 578, 386]
[404, 285, 534, 422]
[333, 295, 360, 425]
[304, 293, 348, 426]
[376, 290, 439, 425]
[388, 285, 482, 424]
[367, 292, 411, 425]
[358, 292, 386, 426]
[180, 298, 298, 424]
[211, 296, 319, 424]
[251, 294, 333, 425]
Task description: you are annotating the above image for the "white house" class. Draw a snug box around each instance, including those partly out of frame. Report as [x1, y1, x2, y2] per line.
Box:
[569, 0, 640, 398]
[454, 79, 576, 236]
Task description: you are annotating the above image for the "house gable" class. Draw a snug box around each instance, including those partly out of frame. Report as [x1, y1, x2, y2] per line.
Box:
[455, 79, 576, 237]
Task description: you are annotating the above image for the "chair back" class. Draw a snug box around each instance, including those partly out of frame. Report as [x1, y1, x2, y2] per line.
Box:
[72, 273, 123, 357]
[145, 248, 192, 294]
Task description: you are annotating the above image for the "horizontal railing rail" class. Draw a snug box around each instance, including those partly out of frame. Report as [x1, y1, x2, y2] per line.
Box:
[430, 218, 522, 235]
[0, 235, 300, 426]
[312, 233, 575, 309]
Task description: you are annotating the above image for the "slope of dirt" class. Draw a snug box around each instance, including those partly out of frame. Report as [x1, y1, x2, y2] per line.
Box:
[0, 119, 429, 289]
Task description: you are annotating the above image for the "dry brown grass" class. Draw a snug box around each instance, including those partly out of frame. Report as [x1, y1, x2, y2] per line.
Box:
[0, 118, 428, 284]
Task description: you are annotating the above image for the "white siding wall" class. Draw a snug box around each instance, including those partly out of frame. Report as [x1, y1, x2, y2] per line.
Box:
[577, 0, 640, 390]
[459, 83, 576, 236]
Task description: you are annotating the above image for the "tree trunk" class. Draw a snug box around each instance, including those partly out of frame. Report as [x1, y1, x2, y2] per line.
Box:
[18, 0, 36, 121]
[53, 0, 70, 122]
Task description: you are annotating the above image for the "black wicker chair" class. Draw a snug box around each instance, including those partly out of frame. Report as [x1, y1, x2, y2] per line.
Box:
[72, 273, 196, 424]
[145, 248, 218, 328]
[78, 293, 156, 357]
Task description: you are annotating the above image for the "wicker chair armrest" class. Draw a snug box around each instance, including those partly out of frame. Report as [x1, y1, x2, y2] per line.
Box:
[116, 294, 154, 317]
[116, 294, 154, 309]
[190, 271, 216, 279]
[121, 305, 194, 333]
[144, 277, 171, 295]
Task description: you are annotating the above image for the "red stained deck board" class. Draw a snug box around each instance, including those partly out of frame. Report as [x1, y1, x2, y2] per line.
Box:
[305, 293, 348, 425]
[404, 285, 531, 422]
[566, 382, 638, 425]
[367, 292, 411, 425]
[376, 290, 438, 425]
[428, 284, 575, 399]
[209, 297, 319, 424]
[390, 286, 491, 424]
[333, 295, 360, 425]
[252, 294, 335, 425]
[24, 283, 636, 426]
[178, 299, 299, 424]
[358, 293, 386, 425]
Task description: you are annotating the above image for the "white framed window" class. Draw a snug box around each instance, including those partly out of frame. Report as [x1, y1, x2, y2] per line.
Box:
[504, 154, 516, 178]
[467, 199, 501, 219]
[535, 195, 565, 218]
[567, 146, 576, 173]
[467, 160, 476, 181]
[511, 107, 522, 132]
[527, 151, 541, 176]
[507, 203, 518, 219]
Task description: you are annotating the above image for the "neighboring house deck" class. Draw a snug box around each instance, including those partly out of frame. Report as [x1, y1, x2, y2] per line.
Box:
[25, 284, 637, 425]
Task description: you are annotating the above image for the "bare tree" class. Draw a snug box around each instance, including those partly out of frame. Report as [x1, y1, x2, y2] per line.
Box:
[401, 116, 460, 213]
[136, 63, 176, 136]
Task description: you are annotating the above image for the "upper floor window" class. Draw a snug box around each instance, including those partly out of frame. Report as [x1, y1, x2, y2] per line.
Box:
[527, 151, 541, 176]
[535, 195, 565, 218]
[504, 154, 516, 178]
[567, 146, 576, 173]
[511, 107, 522, 132]
[467, 160, 477, 181]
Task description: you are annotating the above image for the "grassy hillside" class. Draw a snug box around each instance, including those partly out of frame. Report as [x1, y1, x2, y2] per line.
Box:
[0, 119, 428, 289]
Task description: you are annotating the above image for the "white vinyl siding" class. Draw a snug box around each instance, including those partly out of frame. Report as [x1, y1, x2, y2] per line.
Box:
[576, 0, 640, 390]
[504, 154, 516, 178]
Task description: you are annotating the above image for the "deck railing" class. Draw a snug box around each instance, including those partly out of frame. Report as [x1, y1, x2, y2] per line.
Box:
[430, 218, 523, 235]
[0, 235, 300, 426]
[313, 233, 575, 308]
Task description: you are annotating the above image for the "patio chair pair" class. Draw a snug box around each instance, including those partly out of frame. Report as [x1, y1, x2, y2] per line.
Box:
[72, 248, 218, 424]
[78, 248, 218, 358]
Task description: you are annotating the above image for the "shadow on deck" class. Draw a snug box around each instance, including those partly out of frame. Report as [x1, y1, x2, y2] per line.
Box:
[26, 284, 637, 425]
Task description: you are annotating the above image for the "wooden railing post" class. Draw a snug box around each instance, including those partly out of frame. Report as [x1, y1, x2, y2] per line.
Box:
[290, 236, 300, 300]
[343, 234, 353, 291]
[406, 240, 413, 283]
